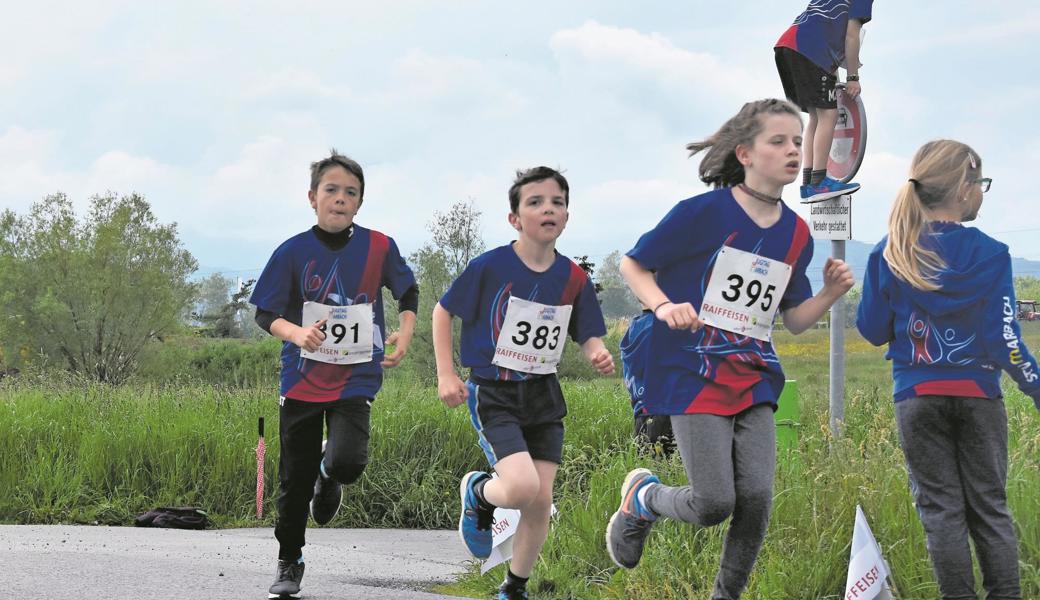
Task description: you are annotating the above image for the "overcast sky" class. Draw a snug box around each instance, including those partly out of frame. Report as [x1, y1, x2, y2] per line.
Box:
[2, 1, 1038, 279]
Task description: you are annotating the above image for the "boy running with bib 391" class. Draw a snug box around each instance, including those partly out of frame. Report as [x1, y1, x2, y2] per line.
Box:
[250, 150, 418, 599]
[432, 167, 614, 600]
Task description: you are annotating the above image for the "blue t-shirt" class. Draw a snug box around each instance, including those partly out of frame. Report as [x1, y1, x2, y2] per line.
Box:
[250, 224, 416, 402]
[439, 243, 608, 381]
[621, 311, 654, 416]
[626, 188, 814, 416]
[775, 0, 873, 72]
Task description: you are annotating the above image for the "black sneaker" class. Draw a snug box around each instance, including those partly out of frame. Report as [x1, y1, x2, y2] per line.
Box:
[498, 585, 529, 600]
[268, 558, 304, 599]
[310, 441, 342, 525]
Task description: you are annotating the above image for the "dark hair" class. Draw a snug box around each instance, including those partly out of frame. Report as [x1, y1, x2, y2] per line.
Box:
[310, 149, 365, 198]
[686, 98, 803, 188]
[508, 166, 569, 213]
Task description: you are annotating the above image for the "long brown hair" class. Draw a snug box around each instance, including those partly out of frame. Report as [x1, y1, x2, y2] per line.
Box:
[884, 140, 982, 291]
[686, 99, 802, 188]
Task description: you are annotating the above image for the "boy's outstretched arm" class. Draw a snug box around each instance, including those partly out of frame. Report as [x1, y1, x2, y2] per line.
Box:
[432, 302, 468, 408]
[381, 310, 416, 368]
[782, 257, 855, 334]
[580, 337, 615, 375]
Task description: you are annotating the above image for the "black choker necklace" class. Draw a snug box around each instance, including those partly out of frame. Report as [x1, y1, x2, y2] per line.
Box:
[737, 183, 782, 205]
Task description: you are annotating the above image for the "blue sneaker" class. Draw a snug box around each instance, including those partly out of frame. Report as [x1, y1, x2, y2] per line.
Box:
[800, 176, 860, 203]
[605, 468, 660, 569]
[458, 471, 494, 559]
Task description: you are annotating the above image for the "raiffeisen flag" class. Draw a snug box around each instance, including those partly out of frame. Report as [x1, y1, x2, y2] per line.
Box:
[845, 505, 893, 600]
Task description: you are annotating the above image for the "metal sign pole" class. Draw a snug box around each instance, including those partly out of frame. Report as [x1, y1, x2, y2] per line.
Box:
[829, 239, 846, 437]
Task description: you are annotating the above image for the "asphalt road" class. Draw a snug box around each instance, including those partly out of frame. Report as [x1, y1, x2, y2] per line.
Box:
[1, 525, 475, 599]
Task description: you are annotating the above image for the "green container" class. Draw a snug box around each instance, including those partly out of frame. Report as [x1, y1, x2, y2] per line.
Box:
[775, 379, 800, 452]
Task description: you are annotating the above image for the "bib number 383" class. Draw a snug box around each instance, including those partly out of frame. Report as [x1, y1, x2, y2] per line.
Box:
[300, 301, 375, 365]
[699, 247, 792, 341]
[492, 297, 573, 375]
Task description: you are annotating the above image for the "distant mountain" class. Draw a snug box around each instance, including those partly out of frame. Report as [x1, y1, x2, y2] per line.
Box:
[807, 239, 1040, 289]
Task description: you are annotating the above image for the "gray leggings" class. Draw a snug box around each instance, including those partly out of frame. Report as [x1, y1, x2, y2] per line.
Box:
[896, 395, 1021, 600]
[645, 404, 776, 600]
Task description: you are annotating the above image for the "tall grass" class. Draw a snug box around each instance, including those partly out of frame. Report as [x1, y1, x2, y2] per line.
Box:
[1, 326, 1038, 598]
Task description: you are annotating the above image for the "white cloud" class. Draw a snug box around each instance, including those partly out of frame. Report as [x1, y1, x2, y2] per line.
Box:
[550, 21, 772, 105]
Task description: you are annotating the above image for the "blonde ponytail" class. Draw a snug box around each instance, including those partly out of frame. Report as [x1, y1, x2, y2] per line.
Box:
[883, 140, 982, 291]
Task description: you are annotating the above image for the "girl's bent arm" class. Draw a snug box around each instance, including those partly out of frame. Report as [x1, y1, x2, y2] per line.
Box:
[619, 256, 669, 310]
[782, 257, 854, 335]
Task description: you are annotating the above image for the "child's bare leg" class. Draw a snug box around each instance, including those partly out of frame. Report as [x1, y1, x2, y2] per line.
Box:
[483, 452, 540, 509]
[812, 108, 838, 171]
[804, 109, 819, 172]
[508, 460, 558, 577]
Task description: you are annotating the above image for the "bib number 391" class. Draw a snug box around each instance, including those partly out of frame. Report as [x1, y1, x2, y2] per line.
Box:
[699, 247, 792, 341]
[493, 297, 573, 374]
[300, 301, 375, 365]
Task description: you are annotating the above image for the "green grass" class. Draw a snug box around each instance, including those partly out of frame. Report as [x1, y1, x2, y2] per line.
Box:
[1, 326, 1038, 598]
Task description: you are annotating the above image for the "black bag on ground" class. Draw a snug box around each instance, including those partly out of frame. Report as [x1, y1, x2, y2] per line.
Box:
[134, 506, 210, 530]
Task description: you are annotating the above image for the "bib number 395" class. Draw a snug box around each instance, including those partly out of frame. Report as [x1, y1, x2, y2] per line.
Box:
[720, 274, 777, 312]
[699, 247, 792, 342]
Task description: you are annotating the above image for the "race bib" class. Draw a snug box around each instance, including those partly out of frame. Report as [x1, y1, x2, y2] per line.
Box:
[492, 297, 573, 374]
[300, 301, 374, 365]
[699, 247, 792, 342]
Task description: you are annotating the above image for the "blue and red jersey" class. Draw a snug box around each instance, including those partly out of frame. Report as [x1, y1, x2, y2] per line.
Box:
[439, 243, 607, 381]
[857, 222, 1040, 409]
[621, 310, 653, 416]
[775, 0, 873, 73]
[626, 188, 814, 416]
[250, 224, 416, 402]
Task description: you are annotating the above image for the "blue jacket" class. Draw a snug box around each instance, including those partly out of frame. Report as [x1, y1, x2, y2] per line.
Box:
[857, 222, 1040, 408]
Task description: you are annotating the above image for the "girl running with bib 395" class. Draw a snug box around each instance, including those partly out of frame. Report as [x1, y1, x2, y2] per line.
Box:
[606, 99, 854, 599]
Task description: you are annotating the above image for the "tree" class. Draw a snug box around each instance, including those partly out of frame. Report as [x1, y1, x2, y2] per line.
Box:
[194, 273, 234, 325]
[1015, 276, 1040, 303]
[428, 198, 486, 278]
[193, 277, 256, 338]
[597, 250, 641, 319]
[394, 199, 487, 379]
[573, 255, 604, 294]
[0, 192, 198, 383]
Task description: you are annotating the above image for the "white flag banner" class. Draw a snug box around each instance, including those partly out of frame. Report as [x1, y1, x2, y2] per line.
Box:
[845, 505, 894, 600]
[480, 503, 558, 575]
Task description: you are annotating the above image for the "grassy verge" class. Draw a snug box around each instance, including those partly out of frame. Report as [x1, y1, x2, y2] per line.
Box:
[1, 327, 1037, 598]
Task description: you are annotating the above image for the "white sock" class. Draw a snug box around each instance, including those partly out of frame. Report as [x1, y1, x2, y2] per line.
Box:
[636, 484, 655, 514]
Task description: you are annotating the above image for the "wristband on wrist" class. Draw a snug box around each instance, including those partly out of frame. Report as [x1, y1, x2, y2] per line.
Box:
[653, 300, 671, 315]
[847, 74, 859, 82]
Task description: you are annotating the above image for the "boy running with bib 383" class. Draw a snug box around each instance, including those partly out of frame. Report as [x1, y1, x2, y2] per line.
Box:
[432, 167, 614, 600]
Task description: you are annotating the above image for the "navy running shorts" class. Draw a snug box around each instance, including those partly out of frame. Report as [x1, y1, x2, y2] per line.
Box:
[466, 374, 567, 467]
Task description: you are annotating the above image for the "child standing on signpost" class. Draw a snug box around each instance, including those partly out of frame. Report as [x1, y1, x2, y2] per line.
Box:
[432, 166, 614, 600]
[605, 99, 854, 599]
[775, 0, 872, 203]
[857, 140, 1039, 599]
[250, 150, 418, 599]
